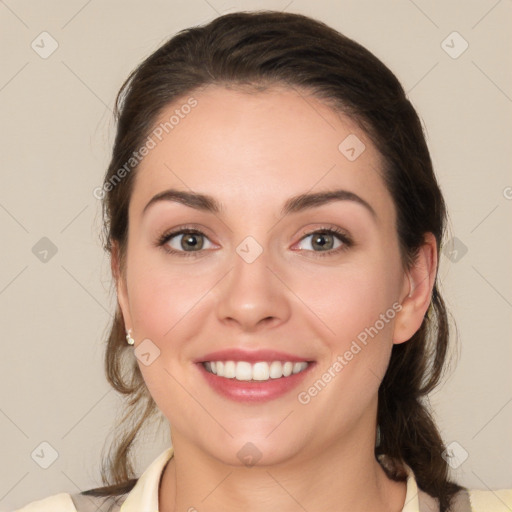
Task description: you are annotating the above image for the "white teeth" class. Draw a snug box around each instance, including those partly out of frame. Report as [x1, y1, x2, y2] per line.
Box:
[269, 361, 282, 379]
[283, 361, 293, 377]
[252, 362, 270, 381]
[235, 361, 252, 381]
[224, 361, 236, 378]
[292, 362, 305, 374]
[203, 360, 310, 381]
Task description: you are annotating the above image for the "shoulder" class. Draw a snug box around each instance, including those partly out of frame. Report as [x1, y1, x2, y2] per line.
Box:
[417, 485, 512, 512]
[13, 493, 77, 512]
[14, 492, 125, 512]
[469, 487, 512, 511]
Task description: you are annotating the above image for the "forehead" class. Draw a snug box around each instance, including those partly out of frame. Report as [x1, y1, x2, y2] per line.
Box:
[130, 85, 395, 227]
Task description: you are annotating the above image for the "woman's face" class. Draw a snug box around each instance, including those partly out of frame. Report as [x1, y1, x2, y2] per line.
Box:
[116, 85, 414, 465]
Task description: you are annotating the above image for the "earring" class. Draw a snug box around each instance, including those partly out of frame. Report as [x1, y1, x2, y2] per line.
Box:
[126, 329, 135, 346]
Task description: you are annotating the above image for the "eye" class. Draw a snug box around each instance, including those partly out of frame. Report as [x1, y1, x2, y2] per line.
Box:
[156, 227, 215, 257]
[155, 224, 353, 258]
[295, 226, 352, 257]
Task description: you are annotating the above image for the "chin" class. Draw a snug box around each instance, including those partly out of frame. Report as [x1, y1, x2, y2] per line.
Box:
[200, 433, 304, 468]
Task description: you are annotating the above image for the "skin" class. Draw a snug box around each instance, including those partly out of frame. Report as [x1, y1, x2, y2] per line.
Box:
[112, 84, 437, 512]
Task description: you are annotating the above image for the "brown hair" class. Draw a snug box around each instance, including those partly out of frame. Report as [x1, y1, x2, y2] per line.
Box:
[85, 10, 464, 510]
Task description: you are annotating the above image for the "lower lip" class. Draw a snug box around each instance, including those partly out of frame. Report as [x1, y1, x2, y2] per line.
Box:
[196, 362, 315, 403]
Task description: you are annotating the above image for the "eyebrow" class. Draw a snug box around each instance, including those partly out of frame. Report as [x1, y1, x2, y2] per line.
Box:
[142, 188, 377, 220]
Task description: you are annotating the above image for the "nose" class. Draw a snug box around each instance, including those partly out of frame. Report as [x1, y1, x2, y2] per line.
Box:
[214, 243, 291, 332]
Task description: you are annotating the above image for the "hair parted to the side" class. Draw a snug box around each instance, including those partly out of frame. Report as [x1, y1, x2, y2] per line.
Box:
[85, 10, 464, 510]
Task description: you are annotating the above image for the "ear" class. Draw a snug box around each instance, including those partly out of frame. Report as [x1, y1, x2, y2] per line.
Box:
[111, 240, 133, 331]
[392, 232, 437, 344]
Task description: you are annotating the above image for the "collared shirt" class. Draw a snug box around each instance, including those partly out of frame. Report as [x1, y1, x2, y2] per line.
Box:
[14, 447, 512, 511]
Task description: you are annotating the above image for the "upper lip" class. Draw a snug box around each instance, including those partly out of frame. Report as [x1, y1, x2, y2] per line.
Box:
[195, 348, 314, 364]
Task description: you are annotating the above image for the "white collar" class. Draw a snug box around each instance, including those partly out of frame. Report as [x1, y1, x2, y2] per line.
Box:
[401, 462, 422, 512]
[120, 447, 420, 511]
[120, 447, 174, 512]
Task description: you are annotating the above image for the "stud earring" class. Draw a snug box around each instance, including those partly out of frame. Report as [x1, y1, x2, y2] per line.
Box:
[126, 329, 135, 346]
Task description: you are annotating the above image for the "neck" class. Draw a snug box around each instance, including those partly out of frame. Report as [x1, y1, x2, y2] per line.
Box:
[158, 426, 406, 512]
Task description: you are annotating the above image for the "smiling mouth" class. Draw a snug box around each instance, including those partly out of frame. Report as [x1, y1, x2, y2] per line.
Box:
[202, 360, 311, 381]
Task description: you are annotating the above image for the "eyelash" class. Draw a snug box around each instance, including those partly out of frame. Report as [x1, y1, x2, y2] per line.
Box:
[155, 224, 353, 259]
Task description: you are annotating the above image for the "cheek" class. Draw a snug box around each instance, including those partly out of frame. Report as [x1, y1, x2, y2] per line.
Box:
[293, 255, 401, 395]
[125, 253, 216, 403]
[296, 268, 399, 416]
[127, 260, 208, 419]
[127, 251, 212, 341]
[295, 260, 399, 343]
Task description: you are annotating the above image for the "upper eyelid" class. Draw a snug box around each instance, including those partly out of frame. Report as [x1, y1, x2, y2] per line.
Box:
[295, 228, 352, 249]
[163, 228, 216, 247]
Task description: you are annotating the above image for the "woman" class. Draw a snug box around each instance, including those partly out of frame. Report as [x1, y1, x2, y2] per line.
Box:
[16, 10, 511, 512]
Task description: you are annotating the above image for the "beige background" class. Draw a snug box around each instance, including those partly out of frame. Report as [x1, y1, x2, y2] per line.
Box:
[1, 0, 511, 509]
